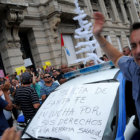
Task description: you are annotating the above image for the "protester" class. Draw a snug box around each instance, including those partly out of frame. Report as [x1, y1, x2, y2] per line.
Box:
[49, 66, 55, 76]
[93, 12, 140, 137]
[69, 66, 77, 71]
[14, 72, 20, 83]
[9, 78, 20, 120]
[52, 69, 67, 84]
[100, 56, 104, 61]
[0, 81, 13, 137]
[30, 73, 41, 99]
[45, 66, 51, 73]
[0, 90, 13, 128]
[103, 54, 109, 61]
[10, 79, 20, 97]
[37, 73, 45, 88]
[40, 73, 59, 101]
[0, 77, 5, 85]
[36, 66, 43, 76]
[88, 60, 95, 66]
[79, 63, 85, 69]
[122, 46, 132, 56]
[60, 64, 70, 74]
[14, 72, 40, 122]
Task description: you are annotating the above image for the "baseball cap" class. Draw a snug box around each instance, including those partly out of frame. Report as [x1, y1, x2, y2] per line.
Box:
[21, 72, 32, 81]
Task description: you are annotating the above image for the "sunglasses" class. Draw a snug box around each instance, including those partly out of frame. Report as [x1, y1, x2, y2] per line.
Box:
[44, 76, 51, 78]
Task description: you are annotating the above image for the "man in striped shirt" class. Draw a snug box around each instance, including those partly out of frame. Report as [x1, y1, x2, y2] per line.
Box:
[15, 72, 40, 122]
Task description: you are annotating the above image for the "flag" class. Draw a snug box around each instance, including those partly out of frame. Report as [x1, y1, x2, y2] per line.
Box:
[61, 33, 64, 47]
[65, 47, 71, 56]
[60, 34, 70, 56]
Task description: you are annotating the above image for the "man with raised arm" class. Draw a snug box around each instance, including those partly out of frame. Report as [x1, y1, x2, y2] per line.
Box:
[93, 12, 140, 137]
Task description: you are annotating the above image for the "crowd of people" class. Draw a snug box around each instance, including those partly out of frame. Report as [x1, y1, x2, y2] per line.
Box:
[0, 10, 139, 139]
[0, 62, 108, 139]
[0, 47, 133, 139]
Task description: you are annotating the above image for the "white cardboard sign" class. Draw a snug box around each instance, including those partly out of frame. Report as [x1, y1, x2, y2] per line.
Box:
[24, 83, 119, 140]
[24, 58, 32, 67]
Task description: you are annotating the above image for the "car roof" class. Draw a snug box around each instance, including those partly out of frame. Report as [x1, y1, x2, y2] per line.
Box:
[58, 68, 119, 90]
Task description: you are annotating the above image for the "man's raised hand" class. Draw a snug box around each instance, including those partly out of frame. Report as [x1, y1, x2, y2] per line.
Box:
[93, 12, 105, 36]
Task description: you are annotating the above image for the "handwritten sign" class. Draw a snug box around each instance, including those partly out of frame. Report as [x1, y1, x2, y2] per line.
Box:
[45, 61, 51, 66]
[24, 83, 119, 140]
[43, 65, 47, 70]
[24, 58, 32, 67]
[0, 70, 4, 78]
[15, 66, 26, 75]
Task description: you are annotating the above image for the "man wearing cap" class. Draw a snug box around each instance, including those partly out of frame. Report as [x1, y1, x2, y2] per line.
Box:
[14, 72, 40, 122]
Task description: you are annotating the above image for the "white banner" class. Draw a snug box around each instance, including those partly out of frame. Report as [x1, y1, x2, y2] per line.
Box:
[24, 58, 32, 67]
[24, 83, 119, 140]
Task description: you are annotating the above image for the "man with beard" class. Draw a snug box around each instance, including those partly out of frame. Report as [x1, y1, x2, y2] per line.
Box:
[40, 73, 59, 101]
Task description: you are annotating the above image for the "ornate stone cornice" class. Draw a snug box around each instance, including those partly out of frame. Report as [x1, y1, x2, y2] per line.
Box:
[1, 4, 28, 48]
[0, 0, 28, 7]
[0, 0, 28, 26]
[6, 8, 24, 26]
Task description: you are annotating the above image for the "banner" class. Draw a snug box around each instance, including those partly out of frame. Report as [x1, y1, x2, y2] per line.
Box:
[24, 83, 119, 140]
[24, 58, 32, 67]
[15, 66, 26, 75]
[45, 61, 51, 66]
[0, 69, 4, 78]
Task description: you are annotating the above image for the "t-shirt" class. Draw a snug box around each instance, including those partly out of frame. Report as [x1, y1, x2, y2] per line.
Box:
[0, 96, 9, 136]
[53, 73, 65, 81]
[1, 94, 12, 120]
[31, 83, 41, 99]
[118, 56, 140, 126]
[40, 82, 59, 97]
[15, 86, 39, 121]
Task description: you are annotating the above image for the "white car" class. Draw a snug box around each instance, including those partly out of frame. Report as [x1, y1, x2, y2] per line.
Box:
[22, 62, 137, 140]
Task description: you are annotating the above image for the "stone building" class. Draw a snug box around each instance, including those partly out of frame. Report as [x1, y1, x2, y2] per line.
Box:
[0, 0, 140, 74]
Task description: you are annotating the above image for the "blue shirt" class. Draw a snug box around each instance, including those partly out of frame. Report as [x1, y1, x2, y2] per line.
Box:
[118, 56, 140, 126]
[40, 82, 59, 97]
[0, 96, 9, 136]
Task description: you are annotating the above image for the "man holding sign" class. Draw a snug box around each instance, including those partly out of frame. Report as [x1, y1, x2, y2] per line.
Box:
[93, 12, 140, 137]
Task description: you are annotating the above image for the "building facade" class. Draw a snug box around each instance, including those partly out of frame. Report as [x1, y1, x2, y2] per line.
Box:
[0, 0, 140, 74]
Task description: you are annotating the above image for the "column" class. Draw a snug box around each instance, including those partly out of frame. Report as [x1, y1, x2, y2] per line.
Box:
[118, 0, 129, 24]
[0, 7, 26, 74]
[110, 0, 120, 22]
[126, 0, 135, 23]
[98, 0, 109, 20]
[83, 0, 93, 16]
[130, 0, 139, 22]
